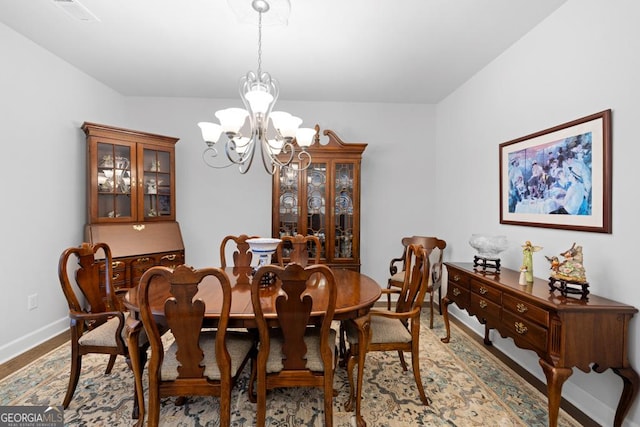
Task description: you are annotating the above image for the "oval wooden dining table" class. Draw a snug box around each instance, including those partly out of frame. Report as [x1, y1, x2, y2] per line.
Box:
[123, 266, 381, 427]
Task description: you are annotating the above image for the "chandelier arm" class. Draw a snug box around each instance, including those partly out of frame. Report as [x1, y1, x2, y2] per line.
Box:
[259, 139, 279, 175]
[202, 147, 239, 169]
[296, 149, 312, 171]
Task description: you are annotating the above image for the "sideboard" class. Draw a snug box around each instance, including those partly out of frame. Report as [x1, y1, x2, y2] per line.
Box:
[441, 262, 638, 427]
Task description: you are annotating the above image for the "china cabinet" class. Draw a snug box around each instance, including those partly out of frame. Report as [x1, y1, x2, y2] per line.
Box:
[82, 122, 184, 290]
[82, 122, 178, 223]
[272, 127, 366, 271]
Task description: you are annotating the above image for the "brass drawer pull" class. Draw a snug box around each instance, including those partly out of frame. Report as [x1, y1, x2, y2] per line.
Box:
[452, 287, 461, 296]
[162, 254, 177, 261]
[112, 261, 124, 268]
[112, 273, 120, 280]
[137, 257, 150, 263]
[453, 274, 460, 282]
[515, 322, 528, 335]
[479, 300, 487, 309]
[479, 286, 488, 295]
[132, 224, 146, 231]
[516, 303, 528, 313]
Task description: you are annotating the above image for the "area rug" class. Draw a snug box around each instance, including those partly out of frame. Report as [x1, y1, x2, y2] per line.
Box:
[0, 312, 581, 426]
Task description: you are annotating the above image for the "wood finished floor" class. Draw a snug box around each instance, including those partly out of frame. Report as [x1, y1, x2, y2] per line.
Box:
[0, 311, 598, 426]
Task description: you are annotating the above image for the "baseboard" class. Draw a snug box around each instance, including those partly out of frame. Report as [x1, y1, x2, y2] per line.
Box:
[0, 317, 68, 366]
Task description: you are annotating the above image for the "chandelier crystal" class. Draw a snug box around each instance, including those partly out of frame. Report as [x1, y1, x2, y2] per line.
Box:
[198, 0, 314, 174]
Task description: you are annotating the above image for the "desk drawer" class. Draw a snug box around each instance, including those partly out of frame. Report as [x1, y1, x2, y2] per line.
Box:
[502, 310, 547, 353]
[447, 267, 470, 290]
[503, 294, 549, 327]
[470, 292, 501, 321]
[470, 279, 501, 304]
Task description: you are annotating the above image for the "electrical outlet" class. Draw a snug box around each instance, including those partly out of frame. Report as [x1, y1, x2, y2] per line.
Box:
[28, 293, 38, 310]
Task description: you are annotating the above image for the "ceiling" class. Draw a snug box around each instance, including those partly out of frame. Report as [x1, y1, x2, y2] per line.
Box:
[0, 0, 567, 104]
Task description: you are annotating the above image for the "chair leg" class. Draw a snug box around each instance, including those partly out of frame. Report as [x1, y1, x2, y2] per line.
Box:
[147, 378, 160, 427]
[429, 293, 435, 330]
[397, 350, 408, 371]
[344, 347, 357, 412]
[248, 357, 257, 404]
[63, 347, 81, 408]
[256, 372, 267, 427]
[411, 341, 428, 405]
[386, 280, 392, 310]
[324, 371, 334, 427]
[105, 354, 117, 374]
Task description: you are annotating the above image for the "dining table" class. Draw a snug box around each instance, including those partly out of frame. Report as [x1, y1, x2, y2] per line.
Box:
[123, 266, 382, 427]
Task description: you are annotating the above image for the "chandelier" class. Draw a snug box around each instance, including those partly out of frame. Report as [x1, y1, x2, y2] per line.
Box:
[197, 0, 314, 174]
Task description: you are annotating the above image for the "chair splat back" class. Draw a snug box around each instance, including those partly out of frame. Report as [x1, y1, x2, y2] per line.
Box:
[250, 262, 337, 427]
[137, 264, 253, 427]
[396, 244, 430, 315]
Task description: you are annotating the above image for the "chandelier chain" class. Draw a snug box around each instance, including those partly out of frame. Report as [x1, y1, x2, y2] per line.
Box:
[257, 11, 263, 78]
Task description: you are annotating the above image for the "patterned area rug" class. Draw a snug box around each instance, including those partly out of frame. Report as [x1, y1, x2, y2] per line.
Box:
[0, 312, 581, 426]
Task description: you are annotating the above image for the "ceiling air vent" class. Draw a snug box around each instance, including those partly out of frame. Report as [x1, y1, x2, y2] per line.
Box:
[52, 0, 100, 22]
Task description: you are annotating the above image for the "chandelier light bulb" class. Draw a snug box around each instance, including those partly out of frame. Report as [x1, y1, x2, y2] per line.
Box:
[197, 122, 222, 145]
[295, 127, 316, 148]
[215, 108, 249, 134]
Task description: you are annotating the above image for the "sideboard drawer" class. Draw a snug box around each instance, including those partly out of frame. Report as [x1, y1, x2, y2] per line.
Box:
[447, 282, 470, 308]
[503, 294, 549, 327]
[470, 292, 501, 322]
[447, 266, 470, 290]
[470, 279, 502, 305]
[502, 309, 547, 353]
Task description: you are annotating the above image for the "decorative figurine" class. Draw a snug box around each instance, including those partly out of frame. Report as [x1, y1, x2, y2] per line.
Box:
[521, 240, 543, 284]
[547, 243, 589, 299]
[547, 243, 587, 283]
[518, 266, 528, 285]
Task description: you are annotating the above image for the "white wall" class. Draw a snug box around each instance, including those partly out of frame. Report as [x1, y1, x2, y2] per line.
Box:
[0, 23, 125, 362]
[436, 1, 640, 426]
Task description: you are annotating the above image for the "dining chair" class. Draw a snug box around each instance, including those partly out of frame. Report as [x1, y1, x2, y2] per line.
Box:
[276, 233, 321, 266]
[135, 264, 254, 427]
[248, 262, 337, 427]
[58, 242, 146, 418]
[220, 234, 260, 284]
[345, 243, 431, 410]
[387, 236, 446, 328]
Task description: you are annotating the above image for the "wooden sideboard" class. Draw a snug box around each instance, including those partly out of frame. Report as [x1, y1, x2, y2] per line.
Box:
[441, 262, 638, 427]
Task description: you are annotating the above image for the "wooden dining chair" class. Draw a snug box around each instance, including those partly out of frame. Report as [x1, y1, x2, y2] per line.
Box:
[275, 234, 321, 266]
[248, 262, 337, 427]
[135, 264, 254, 427]
[220, 234, 260, 284]
[387, 236, 446, 328]
[58, 242, 146, 418]
[345, 243, 431, 410]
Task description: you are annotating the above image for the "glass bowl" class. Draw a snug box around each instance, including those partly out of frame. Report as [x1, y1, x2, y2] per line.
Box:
[469, 234, 508, 259]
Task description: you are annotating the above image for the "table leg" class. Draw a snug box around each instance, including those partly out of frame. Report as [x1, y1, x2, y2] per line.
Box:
[539, 359, 572, 427]
[126, 317, 145, 427]
[441, 296, 452, 343]
[611, 367, 640, 427]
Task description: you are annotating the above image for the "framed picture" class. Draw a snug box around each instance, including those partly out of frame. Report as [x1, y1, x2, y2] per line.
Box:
[499, 109, 612, 233]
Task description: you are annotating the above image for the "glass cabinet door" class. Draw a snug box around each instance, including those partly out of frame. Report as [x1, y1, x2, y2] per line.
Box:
[334, 162, 355, 259]
[140, 146, 173, 220]
[276, 166, 300, 248]
[96, 141, 135, 221]
[306, 163, 327, 259]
